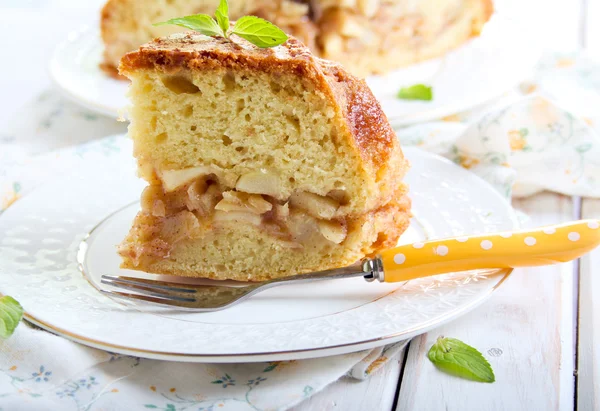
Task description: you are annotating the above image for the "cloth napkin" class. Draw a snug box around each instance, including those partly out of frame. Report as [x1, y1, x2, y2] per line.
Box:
[1, 52, 599, 411]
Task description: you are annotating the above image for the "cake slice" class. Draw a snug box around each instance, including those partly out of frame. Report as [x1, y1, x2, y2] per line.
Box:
[101, 0, 492, 78]
[118, 33, 410, 281]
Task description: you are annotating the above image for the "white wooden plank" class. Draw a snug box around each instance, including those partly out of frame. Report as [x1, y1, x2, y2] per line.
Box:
[291, 349, 405, 411]
[577, 199, 600, 411]
[396, 193, 576, 411]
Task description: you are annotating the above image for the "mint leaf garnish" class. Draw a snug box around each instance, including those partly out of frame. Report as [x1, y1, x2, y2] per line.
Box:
[231, 16, 288, 48]
[215, 0, 230, 37]
[0, 296, 23, 339]
[427, 336, 495, 383]
[154, 14, 223, 37]
[154, 0, 288, 49]
[397, 84, 433, 101]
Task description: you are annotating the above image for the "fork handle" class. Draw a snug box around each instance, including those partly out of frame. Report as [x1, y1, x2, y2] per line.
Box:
[378, 220, 600, 283]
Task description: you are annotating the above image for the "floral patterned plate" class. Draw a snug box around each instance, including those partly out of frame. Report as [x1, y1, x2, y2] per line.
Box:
[0, 139, 518, 362]
[48, 9, 540, 126]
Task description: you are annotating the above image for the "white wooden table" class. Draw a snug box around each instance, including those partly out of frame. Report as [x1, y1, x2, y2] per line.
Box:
[296, 1, 600, 409]
[0, 1, 598, 410]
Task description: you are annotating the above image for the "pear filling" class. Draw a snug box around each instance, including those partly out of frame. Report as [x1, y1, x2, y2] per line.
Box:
[122, 170, 350, 266]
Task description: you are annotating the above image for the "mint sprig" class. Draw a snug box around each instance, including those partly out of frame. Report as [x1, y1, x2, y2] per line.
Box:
[154, 0, 288, 49]
[427, 336, 495, 383]
[230, 16, 288, 48]
[0, 296, 23, 339]
[397, 84, 433, 101]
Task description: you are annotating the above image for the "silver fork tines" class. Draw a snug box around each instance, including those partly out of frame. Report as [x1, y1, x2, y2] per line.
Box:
[100, 275, 261, 311]
[100, 262, 371, 312]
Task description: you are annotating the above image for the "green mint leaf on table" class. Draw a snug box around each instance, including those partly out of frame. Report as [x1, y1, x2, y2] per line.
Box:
[215, 0, 230, 37]
[0, 296, 23, 339]
[397, 84, 433, 101]
[427, 336, 495, 383]
[232, 16, 288, 48]
[154, 14, 224, 37]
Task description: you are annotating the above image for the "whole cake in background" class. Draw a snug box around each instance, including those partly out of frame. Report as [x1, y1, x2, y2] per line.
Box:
[117, 32, 411, 281]
[101, 0, 493, 78]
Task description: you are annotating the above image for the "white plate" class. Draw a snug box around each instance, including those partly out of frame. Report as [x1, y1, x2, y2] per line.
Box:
[0, 141, 518, 362]
[48, 11, 541, 125]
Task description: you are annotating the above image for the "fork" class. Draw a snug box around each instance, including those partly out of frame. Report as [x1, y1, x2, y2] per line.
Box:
[101, 219, 600, 311]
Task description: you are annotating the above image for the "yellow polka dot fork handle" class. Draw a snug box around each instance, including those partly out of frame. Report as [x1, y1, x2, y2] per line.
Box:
[98, 220, 600, 311]
[364, 219, 600, 283]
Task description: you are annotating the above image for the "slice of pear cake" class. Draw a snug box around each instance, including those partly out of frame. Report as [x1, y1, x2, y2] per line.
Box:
[117, 33, 411, 281]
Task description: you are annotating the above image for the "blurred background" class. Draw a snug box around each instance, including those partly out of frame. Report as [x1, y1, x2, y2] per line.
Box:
[0, 0, 598, 158]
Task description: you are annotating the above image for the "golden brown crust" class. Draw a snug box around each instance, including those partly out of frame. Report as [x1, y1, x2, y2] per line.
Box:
[317, 59, 401, 178]
[119, 33, 402, 181]
[120, 35, 312, 74]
